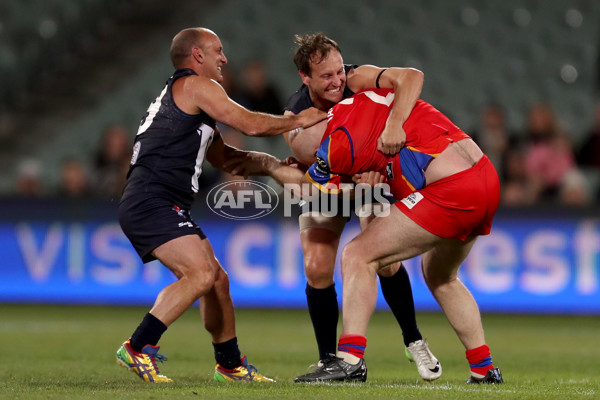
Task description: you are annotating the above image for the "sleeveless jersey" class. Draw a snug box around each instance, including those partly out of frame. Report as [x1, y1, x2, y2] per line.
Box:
[306, 88, 470, 198]
[121, 68, 218, 209]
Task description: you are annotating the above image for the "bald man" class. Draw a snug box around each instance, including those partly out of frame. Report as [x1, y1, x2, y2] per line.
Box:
[115, 27, 325, 383]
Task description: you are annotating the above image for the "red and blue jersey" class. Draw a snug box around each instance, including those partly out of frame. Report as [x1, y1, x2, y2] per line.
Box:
[306, 88, 470, 198]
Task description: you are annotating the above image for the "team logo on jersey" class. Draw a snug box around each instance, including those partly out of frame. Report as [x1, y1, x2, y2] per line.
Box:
[315, 156, 330, 175]
[206, 180, 279, 220]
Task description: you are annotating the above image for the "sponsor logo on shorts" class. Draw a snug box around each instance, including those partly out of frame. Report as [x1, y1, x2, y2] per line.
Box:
[400, 192, 424, 209]
[172, 205, 185, 217]
[178, 222, 193, 228]
[206, 180, 279, 220]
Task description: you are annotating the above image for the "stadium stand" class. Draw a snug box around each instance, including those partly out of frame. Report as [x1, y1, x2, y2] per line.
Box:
[0, 0, 598, 198]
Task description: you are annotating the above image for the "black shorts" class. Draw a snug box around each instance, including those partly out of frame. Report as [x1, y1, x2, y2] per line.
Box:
[118, 195, 206, 263]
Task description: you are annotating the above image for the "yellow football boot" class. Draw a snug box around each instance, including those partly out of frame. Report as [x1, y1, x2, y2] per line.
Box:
[116, 338, 172, 383]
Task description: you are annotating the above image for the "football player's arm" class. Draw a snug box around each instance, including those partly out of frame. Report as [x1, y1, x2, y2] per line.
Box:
[224, 150, 316, 200]
[185, 76, 326, 136]
[348, 65, 424, 155]
[205, 130, 248, 170]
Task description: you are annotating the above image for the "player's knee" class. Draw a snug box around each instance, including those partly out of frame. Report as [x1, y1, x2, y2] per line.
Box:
[212, 267, 231, 294]
[181, 265, 218, 298]
[340, 241, 370, 275]
[422, 266, 453, 292]
[304, 258, 335, 287]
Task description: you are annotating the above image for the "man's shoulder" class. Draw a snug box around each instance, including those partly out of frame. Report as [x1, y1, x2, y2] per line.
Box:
[344, 64, 357, 74]
[284, 85, 313, 114]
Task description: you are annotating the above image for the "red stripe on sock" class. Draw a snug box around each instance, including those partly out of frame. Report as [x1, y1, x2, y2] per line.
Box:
[338, 334, 367, 358]
[466, 344, 494, 376]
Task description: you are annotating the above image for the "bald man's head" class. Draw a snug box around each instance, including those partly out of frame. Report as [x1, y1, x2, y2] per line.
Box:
[170, 27, 216, 68]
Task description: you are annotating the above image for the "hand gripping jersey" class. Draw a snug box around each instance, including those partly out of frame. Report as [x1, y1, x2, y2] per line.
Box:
[121, 68, 218, 209]
[306, 88, 470, 199]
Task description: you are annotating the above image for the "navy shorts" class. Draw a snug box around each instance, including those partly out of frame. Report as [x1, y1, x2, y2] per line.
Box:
[118, 195, 206, 263]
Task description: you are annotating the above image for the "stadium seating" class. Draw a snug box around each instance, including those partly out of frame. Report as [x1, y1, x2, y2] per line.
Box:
[0, 0, 599, 195]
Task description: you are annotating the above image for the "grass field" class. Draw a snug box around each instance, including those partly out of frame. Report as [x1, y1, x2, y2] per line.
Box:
[0, 304, 598, 399]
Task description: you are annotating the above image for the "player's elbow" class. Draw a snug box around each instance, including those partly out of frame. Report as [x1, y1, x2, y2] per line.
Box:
[235, 118, 266, 137]
[406, 68, 424, 82]
[241, 127, 262, 137]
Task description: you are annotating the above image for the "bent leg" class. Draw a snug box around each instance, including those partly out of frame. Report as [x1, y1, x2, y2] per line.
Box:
[341, 207, 440, 336]
[422, 237, 501, 380]
[150, 234, 220, 326]
[200, 261, 236, 343]
[359, 215, 421, 345]
[421, 237, 485, 350]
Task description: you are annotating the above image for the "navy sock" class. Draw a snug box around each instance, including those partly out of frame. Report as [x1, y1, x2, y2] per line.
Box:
[130, 312, 167, 352]
[379, 265, 422, 346]
[213, 337, 242, 369]
[306, 283, 339, 360]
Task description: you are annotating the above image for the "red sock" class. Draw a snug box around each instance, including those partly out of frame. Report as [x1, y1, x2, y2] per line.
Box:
[466, 344, 494, 377]
[337, 334, 367, 359]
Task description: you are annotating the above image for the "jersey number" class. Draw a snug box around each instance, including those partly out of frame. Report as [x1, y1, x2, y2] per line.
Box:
[137, 84, 168, 136]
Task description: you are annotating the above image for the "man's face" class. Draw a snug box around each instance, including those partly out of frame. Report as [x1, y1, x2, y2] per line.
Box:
[198, 34, 228, 83]
[300, 50, 345, 111]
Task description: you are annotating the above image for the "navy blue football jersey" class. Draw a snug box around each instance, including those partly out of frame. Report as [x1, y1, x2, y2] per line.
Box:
[121, 68, 219, 209]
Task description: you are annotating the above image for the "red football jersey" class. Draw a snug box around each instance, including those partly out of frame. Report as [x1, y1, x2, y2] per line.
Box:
[306, 88, 469, 198]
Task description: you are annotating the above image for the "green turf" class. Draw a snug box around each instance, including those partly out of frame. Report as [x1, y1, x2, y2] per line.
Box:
[0, 304, 598, 399]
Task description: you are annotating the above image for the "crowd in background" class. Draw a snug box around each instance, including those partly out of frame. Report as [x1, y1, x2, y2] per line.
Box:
[12, 59, 600, 207]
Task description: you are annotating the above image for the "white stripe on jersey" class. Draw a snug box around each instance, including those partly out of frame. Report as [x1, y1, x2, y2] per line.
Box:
[191, 124, 215, 193]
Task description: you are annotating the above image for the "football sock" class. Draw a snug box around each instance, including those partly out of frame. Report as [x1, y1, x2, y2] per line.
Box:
[466, 344, 495, 378]
[130, 312, 167, 353]
[306, 283, 339, 360]
[337, 334, 367, 365]
[379, 264, 422, 346]
[213, 337, 242, 369]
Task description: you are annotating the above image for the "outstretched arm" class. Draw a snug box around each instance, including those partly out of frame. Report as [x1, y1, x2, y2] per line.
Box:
[348, 65, 424, 155]
[178, 75, 327, 136]
[224, 151, 370, 202]
[223, 151, 306, 186]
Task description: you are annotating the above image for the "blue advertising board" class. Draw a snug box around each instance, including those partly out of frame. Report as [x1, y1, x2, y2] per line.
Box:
[0, 200, 599, 314]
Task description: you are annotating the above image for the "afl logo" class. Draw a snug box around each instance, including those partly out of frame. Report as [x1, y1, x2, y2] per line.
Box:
[206, 180, 279, 220]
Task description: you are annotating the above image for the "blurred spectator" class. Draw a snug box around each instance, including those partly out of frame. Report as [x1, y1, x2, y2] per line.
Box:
[521, 102, 582, 204]
[238, 60, 284, 114]
[576, 103, 600, 170]
[559, 169, 591, 206]
[14, 158, 44, 197]
[501, 148, 537, 206]
[59, 158, 91, 198]
[470, 104, 516, 181]
[93, 124, 131, 199]
[219, 65, 243, 103]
